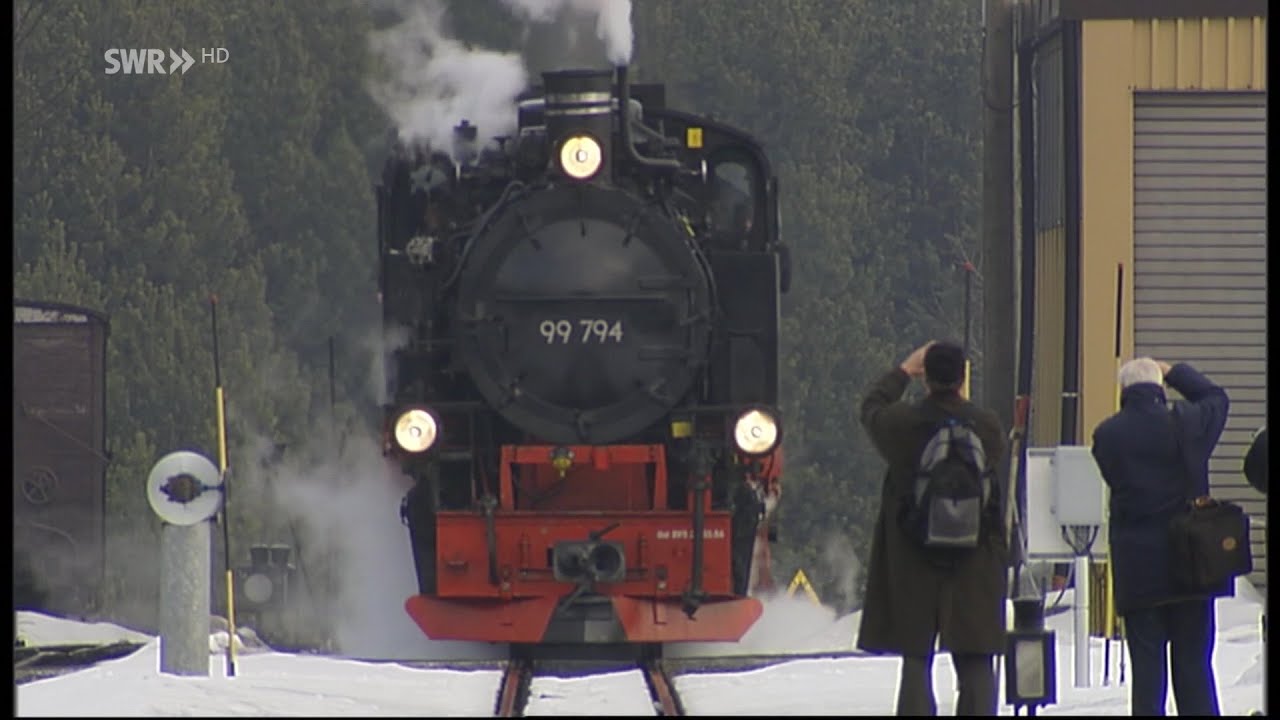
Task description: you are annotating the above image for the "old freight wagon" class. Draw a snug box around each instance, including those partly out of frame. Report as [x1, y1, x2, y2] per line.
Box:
[1017, 0, 1267, 590]
[14, 300, 110, 615]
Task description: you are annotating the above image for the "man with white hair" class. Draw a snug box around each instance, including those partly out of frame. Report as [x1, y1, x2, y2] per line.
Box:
[1091, 357, 1230, 716]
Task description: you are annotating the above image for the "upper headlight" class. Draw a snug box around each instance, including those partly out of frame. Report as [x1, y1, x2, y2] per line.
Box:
[733, 408, 780, 455]
[559, 134, 603, 180]
[393, 408, 439, 453]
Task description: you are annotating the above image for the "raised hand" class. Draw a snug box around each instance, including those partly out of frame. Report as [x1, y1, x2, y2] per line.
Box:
[899, 341, 936, 378]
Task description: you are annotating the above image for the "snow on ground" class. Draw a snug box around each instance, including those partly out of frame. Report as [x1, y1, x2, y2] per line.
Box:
[16, 612, 152, 648]
[524, 669, 655, 716]
[677, 579, 1266, 716]
[15, 578, 1265, 716]
[16, 640, 502, 717]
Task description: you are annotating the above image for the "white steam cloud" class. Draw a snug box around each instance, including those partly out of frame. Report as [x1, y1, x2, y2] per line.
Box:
[666, 532, 864, 658]
[500, 0, 634, 64]
[249, 419, 503, 661]
[368, 1, 528, 153]
[228, 321, 500, 661]
[366, 323, 411, 406]
[664, 592, 862, 659]
[819, 531, 863, 613]
[367, 0, 634, 155]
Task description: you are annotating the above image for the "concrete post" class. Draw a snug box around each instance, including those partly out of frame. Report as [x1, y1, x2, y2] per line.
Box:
[159, 520, 211, 676]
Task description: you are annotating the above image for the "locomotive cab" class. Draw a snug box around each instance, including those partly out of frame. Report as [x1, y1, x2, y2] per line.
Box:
[377, 66, 786, 652]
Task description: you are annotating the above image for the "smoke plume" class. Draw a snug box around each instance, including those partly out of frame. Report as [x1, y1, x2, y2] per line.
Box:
[366, 322, 410, 407]
[818, 531, 863, 614]
[226, 322, 502, 661]
[367, 1, 528, 153]
[500, 0, 634, 65]
[367, 0, 635, 155]
[242, 415, 503, 661]
[663, 592, 862, 659]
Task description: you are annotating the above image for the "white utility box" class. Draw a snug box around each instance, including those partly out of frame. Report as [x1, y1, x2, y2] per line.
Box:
[1025, 446, 1109, 559]
[1050, 445, 1107, 525]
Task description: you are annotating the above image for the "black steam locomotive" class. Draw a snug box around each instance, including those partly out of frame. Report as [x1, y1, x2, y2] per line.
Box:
[378, 67, 789, 647]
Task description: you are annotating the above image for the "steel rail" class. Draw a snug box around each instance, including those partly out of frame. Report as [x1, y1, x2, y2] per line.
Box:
[494, 657, 532, 717]
[642, 659, 684, 716]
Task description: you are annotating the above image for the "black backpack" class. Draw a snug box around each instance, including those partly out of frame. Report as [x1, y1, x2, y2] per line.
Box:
[903, 415, 993, 550]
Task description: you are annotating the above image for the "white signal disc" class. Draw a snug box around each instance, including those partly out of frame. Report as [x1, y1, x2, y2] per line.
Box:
[146, 451, 223, 525]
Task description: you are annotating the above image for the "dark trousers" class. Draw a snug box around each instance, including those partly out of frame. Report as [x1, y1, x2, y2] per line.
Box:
[896, 653, 996, 716]
[1123, 599, 1220, 716]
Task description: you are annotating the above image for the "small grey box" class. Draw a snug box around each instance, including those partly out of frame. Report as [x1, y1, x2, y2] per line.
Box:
[1050, 446, 1106, 526]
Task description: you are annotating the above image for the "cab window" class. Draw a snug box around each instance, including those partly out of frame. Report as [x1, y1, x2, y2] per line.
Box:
[708, 159, 758, 247]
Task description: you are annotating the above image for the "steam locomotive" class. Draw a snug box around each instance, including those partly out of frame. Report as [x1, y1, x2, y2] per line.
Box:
[378, 66, 788, 653]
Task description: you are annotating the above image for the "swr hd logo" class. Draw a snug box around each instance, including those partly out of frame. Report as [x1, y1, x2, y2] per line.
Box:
[104, 48, 229, 75]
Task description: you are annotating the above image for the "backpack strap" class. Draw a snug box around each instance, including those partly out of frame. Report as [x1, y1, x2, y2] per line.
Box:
[925, 414, 988, 476]
[917, 418, 960, 472]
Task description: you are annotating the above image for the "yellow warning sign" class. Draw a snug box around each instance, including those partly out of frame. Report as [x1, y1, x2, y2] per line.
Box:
[786, 569, 821, 606]
[686, 127, 703, 149]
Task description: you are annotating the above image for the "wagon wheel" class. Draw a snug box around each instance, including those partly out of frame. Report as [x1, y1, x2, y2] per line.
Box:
[21, 466, 59, 505]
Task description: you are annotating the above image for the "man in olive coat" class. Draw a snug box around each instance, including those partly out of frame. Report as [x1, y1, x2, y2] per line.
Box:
[858, 340, 1008, 715]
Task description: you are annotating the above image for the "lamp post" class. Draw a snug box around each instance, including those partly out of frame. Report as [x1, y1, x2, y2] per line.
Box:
[1006, 575, 1057, 715]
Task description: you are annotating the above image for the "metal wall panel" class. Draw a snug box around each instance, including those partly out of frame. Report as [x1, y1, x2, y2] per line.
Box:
[1031, 229, 1066, 445]
[1130, 16, 1268, 91]
[1034, 36, 1066, 231]
[13, 301, 109, 614]
[1026, 26, 1069, 447]
[1132, 91, 1267, 587]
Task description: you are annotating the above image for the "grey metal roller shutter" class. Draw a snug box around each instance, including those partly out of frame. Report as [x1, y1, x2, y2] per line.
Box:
[1133, 91, 1267, 590]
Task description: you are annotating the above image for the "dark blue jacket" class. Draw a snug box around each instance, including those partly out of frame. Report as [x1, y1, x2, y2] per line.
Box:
[1091, 363, 1231, 614]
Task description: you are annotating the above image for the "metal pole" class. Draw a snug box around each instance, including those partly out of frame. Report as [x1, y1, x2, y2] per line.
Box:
[328, 336, 339, 453]
[1073, 553, 1092, 688]
[328, 336, 337, 414]
[159, 520, 211, 676]
[964, 261, 973, 358]
[211, 295, 237, 677]
[962, 261, 976, 400]
[981, 0, 1017, 429]
[1102, 264, 1125, 686]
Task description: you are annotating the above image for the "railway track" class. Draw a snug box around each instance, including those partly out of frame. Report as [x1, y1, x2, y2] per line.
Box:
[641, 659, 683, 716]
[494, 656, 684, 716]
[494, 657, 532, 716]
[14, 641, 146, 685]
[486, 648, 877, 716]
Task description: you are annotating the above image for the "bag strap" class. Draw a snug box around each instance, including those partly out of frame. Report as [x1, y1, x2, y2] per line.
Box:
[1168, 404, 1199, 505]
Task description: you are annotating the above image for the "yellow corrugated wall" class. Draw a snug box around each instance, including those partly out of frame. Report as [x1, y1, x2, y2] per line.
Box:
[1077, 15, 1267, 451]
[1030, 227, 1065, 447]
[1131, 16, 1267, 92]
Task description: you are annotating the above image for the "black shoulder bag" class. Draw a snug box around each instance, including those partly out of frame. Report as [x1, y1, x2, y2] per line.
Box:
[1167, 406, 1253, 592]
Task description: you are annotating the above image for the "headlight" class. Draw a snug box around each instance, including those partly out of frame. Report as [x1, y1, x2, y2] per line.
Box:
[393, 408, 439, 453]
[559, 134, 603, 180]
[733, 408, 780, 455]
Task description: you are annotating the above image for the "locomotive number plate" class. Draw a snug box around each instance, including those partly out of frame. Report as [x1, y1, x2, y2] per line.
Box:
[539, 318, 624, 344]
[655, 528, 727, 540]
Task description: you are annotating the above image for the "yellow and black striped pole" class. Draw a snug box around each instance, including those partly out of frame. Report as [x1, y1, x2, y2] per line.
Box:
[961, 260, 975, 400]
[211, 295, 237, 677]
